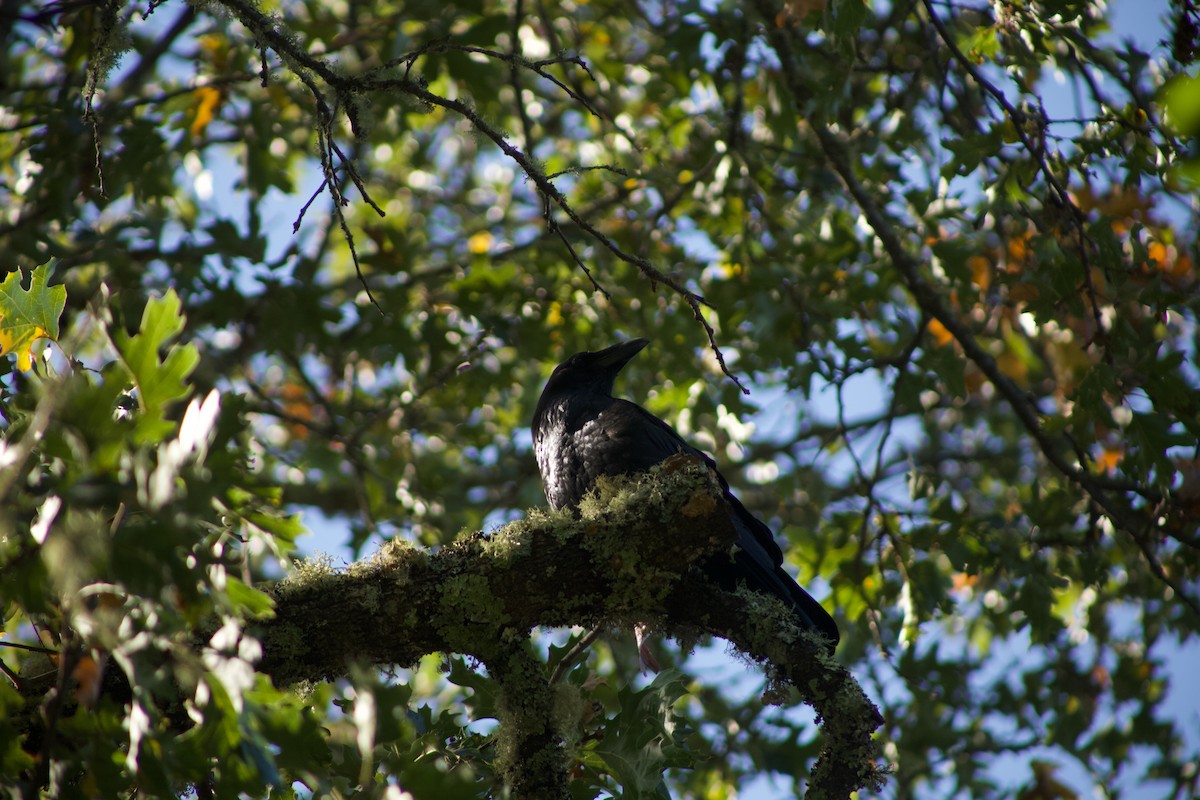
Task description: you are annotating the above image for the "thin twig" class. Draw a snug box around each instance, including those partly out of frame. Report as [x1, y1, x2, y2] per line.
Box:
[0, 641, 59, 654]
[293, 179, 327, 233]
[212, 0, 745, 386]
[920, 0, 1109, 358]
[544, 196, 610, 299]
[549, 626, 603, 684]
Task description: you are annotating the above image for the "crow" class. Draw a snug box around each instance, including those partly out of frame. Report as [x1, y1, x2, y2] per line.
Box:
[532, 338, 838, 667]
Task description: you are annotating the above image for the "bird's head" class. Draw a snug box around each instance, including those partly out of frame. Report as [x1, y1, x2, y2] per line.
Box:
[539, 338, 649, 399]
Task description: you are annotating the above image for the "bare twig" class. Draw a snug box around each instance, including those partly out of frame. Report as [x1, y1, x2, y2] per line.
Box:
[211, 0, 746, 387]
[543, 196, 611, 299]
[548, 626, 603, 684]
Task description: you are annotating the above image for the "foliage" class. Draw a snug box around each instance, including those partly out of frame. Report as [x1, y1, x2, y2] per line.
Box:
[2, 0, 1199, 798]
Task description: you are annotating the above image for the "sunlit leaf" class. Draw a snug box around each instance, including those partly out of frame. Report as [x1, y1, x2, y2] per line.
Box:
[0, 262, 66, 371]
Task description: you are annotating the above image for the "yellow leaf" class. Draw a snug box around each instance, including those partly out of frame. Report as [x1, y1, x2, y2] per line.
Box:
[467, 231, 493, 255]
[546, 301, 564, 328]
[189, 86, 223, 139]
[197, 33, 230, 71]
[0, 263, 66, 371]
[996, 350, 1028, 384]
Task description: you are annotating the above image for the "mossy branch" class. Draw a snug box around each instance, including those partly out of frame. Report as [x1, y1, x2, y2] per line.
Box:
[258, 456, 737, 681]
[257, 456, 883, 799]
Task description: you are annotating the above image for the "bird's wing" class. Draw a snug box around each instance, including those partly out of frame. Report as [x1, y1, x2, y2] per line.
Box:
[605, 401, 838, 648]
[605, 401, 784, 557]
[588, 400, 689, 461]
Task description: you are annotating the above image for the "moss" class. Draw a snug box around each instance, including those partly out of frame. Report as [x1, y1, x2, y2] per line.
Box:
[274, 552, 337, 598]
[479, 523, 533, 565]
[357, 582, 382, 614]
[551, 681, 586, 745]
[487, 646, 570, 797]
[354, 537, 425, 583]
[435, 574, 511, 650]
[268, 622, 306, 659]
[538, 459, 731, 634]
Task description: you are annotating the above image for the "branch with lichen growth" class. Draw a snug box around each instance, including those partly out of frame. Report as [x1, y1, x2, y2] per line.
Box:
[258, 456, 884, 799]
[8, 458, 880, 798]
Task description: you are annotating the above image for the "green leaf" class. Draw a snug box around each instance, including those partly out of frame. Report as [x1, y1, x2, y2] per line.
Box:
[1162, 72, 1200, 135]
[831, 0, 869, 41]
[225, 577, 277, 619]
[0, 681, 35, 775]
[0, 261, 66, 370]
[109, 288, 199, 441]
[593, 670, 694, 796]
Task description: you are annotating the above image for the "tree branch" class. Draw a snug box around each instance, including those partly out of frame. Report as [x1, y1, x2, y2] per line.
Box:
[256, 457, 883, 798]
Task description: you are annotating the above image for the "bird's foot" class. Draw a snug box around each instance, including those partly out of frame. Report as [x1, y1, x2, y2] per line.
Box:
[634, 623, 662, 674]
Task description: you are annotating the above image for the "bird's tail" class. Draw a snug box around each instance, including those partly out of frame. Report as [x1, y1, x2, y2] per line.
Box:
[706, 550, 839, 653]
[703, 507, 840, 653]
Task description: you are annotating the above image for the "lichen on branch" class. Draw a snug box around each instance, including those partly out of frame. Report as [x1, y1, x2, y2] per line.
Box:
[257, 456, 883, 798]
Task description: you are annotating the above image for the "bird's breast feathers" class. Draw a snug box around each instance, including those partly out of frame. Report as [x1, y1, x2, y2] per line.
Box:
[534, 399, 647, 510]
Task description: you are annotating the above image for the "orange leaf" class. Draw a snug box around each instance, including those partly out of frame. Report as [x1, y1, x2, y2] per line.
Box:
[1098, 447, 1123, 475]
[927, 318, 954, 347]
[952, 573, 979, 592]
[968, 255, 992, 290]
[73, 654, 106, 708]
[1148, 241, 1168, 264]
[1166, 252, 1194, 280]
[1006, 231, 1031, 265]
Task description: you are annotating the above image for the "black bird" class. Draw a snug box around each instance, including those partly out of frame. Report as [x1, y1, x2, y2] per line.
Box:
[532, 338, 839, 665]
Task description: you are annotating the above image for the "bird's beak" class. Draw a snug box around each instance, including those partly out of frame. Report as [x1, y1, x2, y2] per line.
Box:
[595, 338, 649, 371]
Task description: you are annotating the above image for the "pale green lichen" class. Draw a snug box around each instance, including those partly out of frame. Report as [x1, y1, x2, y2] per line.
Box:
[435, 574, 511, 650]
[352, 536, 425, 585]
[558, 460, 730, 629]
[479, 525, 533, 565]
[731, 585, 803, 666]
[274, 552, 338, 598]
[551, 680, 587, 745]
